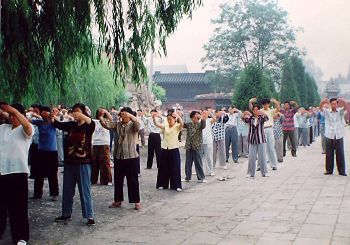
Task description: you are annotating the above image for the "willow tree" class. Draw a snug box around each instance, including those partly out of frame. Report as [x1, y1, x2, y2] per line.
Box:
[0, 0, 202, 101]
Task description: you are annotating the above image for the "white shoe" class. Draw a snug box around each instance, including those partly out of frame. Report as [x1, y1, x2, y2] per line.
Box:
[17, 241, 27, 245]
[209, 172, 215, 176]
[181, 179, 191, 182]
[107, 182, 113, 186]
[198, 179, 208, 183]
[246, 174, 251, 178]
[223, 166, 227, 170]
[192, 172, 196, 175]
[176, 188, 182, 192]
[263, 174, 270, 177]
[158, 187, 164, 190]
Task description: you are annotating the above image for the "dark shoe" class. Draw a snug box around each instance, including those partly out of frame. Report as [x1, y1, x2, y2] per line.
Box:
[292, 153, 297, 157]
[54, 215, 72, 222]
[30, 196, 42, 200]
[283, 152, 286, 157]
[324, 172, 333, 175]
[226, 160, 228, 163]
[278, 160, 283, 163]
[339, 173, 347, 176]
[144, 167, 151, 170]
[256, 167, 261, 171]
[234, 159, 238, 163]
[87, 218, 96, 226]
[322, 152, 326, 154]
[272, 167, 277, 171]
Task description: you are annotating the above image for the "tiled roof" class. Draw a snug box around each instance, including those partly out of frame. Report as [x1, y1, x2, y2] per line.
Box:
[195, 93, 233, 100]
[153, 72, 210, 84]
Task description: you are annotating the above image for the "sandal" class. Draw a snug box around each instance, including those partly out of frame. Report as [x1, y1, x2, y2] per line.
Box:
[134, 203, 141, 210]
[109, 201, 122, 208]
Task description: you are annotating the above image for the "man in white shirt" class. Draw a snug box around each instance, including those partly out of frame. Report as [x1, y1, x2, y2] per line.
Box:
[320, 98, 348, 176]
[0, 104, 34, 245]
[145, 109, 162, 169]
[201, 109, 215, 176]
[225, 106, 241, 163]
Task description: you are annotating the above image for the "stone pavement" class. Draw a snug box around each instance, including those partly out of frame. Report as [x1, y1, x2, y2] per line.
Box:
[68, 128, 350, 245]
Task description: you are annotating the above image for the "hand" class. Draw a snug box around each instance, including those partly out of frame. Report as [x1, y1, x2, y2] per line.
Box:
[49, 113, 56, 122]
[250, 97, 257, 103]
[41, 111, 50, 118]
[72, 112, 83, 121]
[172, 112, 179, 119]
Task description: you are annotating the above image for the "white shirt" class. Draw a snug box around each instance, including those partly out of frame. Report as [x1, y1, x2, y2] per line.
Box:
[92, 119, 110, 146]
[226, 112, 240, 127]
[202, 118, 214, 145]
[0, 124, 34, 175]
[324, 108, 345, 140]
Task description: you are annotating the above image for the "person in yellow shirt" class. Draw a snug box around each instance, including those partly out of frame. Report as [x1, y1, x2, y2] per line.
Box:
[153, 110, 184, 191]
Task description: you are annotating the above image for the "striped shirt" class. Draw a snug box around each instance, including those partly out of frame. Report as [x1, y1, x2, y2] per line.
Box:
[280, 108, 298, 131]
[245, 115, 268, 144]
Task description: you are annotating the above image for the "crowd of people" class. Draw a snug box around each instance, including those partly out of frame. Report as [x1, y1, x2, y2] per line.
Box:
[0, 97, 349, 245]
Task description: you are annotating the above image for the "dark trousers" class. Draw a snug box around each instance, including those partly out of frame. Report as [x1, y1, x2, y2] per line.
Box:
[0, 173, 29, 243]
[185, 149, 205, 181]
[156, 148, 182, 190]
[325, 137, 346, 174]
[114, 158, 140, 203]
[136, 144, 140, 174]
[33, 150, 59, 197]
[283, 130, 297, 155]
[147, 133, 161, 169]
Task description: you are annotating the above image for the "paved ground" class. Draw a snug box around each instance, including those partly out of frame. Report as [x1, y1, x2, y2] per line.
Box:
[2, 128, 350, 244]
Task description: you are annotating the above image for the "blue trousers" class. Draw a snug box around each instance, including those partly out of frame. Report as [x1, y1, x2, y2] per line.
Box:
[62, 164, 94, 219]
[225, 126, 238, 161]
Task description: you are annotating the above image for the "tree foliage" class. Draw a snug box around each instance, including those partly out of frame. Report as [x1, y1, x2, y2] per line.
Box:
[152, 83, 166, 102]
[233, 64, 275, 110]
[0, 58, 128, 112]
[202, 0, 299, 75]
[279, 56, 320, 108]
[0, 0, 202, 101]
[206, 71, 236, 93]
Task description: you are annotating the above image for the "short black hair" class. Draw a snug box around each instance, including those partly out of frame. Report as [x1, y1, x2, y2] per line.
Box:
[260, 98, 270, 105]
[252, 104, 261, 110]
[11, 103, 25, 115]
[137, 109, 142, 112]
[284, 100, 290, 104]
[72, 103, 90, 117]
[40, 106, 51, 113]
[150, 109, 157, 113]
[190, 111, 198, 118]
[120, 107, 134, 115]
[167, 108, 175, 114]
[330, 98, 338, 103]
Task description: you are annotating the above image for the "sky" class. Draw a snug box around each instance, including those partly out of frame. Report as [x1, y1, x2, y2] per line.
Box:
[152, 0, 350, 81]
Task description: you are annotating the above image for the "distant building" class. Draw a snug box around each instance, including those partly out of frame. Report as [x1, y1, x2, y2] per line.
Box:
[152, 70, 232, 111]
[323, 75, 350, 101]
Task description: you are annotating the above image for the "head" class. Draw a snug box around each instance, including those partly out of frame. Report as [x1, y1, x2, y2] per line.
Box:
[72, 103, 90, 123]
[137, 109, 143, 116]
[284, 101, 290, 110]
[40, 106, 51, 120]
[228, 106, 235, 114]
[202, 109, 209, 120]
[150, 109, 157, 117]
[31, 104, 41, 115]
[9, 103, 26, 127]
[166, 112, 177, 127]
[252, 104, 261, 117]
[120, 107, 134, 124]
[330, 98, 338, 111]
[190, 111, 200, 123]
[260, 98, 270, 110]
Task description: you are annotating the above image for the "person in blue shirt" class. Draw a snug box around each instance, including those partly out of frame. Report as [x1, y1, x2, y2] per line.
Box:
[317, 105, 327, 154]
[30, 106, 59, 201]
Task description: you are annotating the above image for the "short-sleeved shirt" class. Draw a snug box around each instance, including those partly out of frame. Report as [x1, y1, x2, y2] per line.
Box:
[0, 124, 34, 175]
[184, 120, 206, 150]
[161, 123, 182, 150]
[296, 113, 309, 129]
[92, 119, 110, 146]
[261, 108, 277, 128]
[202, 118, 214, 145]
[324, 108, 345, 140]
[32, 119, 57, 151]
[280, 108, 298, 131]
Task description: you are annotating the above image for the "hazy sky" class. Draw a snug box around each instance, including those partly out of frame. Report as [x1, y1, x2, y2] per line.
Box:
[153, 0, 350, 80]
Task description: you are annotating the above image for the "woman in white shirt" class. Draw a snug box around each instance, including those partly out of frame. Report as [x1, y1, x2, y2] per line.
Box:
[0, 104, 34, 245]
[153, 111, 184, 191]
[91, 110, 112, 185]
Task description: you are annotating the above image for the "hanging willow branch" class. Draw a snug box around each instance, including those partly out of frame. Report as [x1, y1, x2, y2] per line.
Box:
[0, 0, 202, 101]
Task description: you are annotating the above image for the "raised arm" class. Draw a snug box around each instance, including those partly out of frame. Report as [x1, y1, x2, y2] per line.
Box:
[98, 109, 115, 130]
[2, 105, 32, 136]
[271, 98, 280, 112]
[152, 113, 164, 129]
[248, 97, 257, 111]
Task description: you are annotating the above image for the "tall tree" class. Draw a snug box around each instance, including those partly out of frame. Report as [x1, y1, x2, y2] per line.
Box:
[233, 64, 275, 110]
[290, 56, 307, 106]
[279, 59, 300, 103]
[202, 0, 299, 76]
[0, 0, 202, 101]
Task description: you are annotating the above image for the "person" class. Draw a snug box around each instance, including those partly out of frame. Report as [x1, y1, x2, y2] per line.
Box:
[243, 104, 269, 178]
[51, 103, 96, 226]
[273, 112, 285, 163]
[212, 110, 229, 169]
[153, 110, 184, 191]
[317, 105, 327, 154]
[145, 109, 162, 169]
[91, 110, 112, 185]
[250, 98, 280, 171]
[99, 107, 141, 210]
[0, 104, 34, 245]
[201, 109, 216, 176]
[280, 100, 299, 157]
[30, 106, 59, 201]
[183, 111, 207, 182]
[320, 98, 348, 176]
[296, 108, 310, 147]
[137, 109, 146, 147]
[237, 116, 249, 158]
[224, 106, 241, 163]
